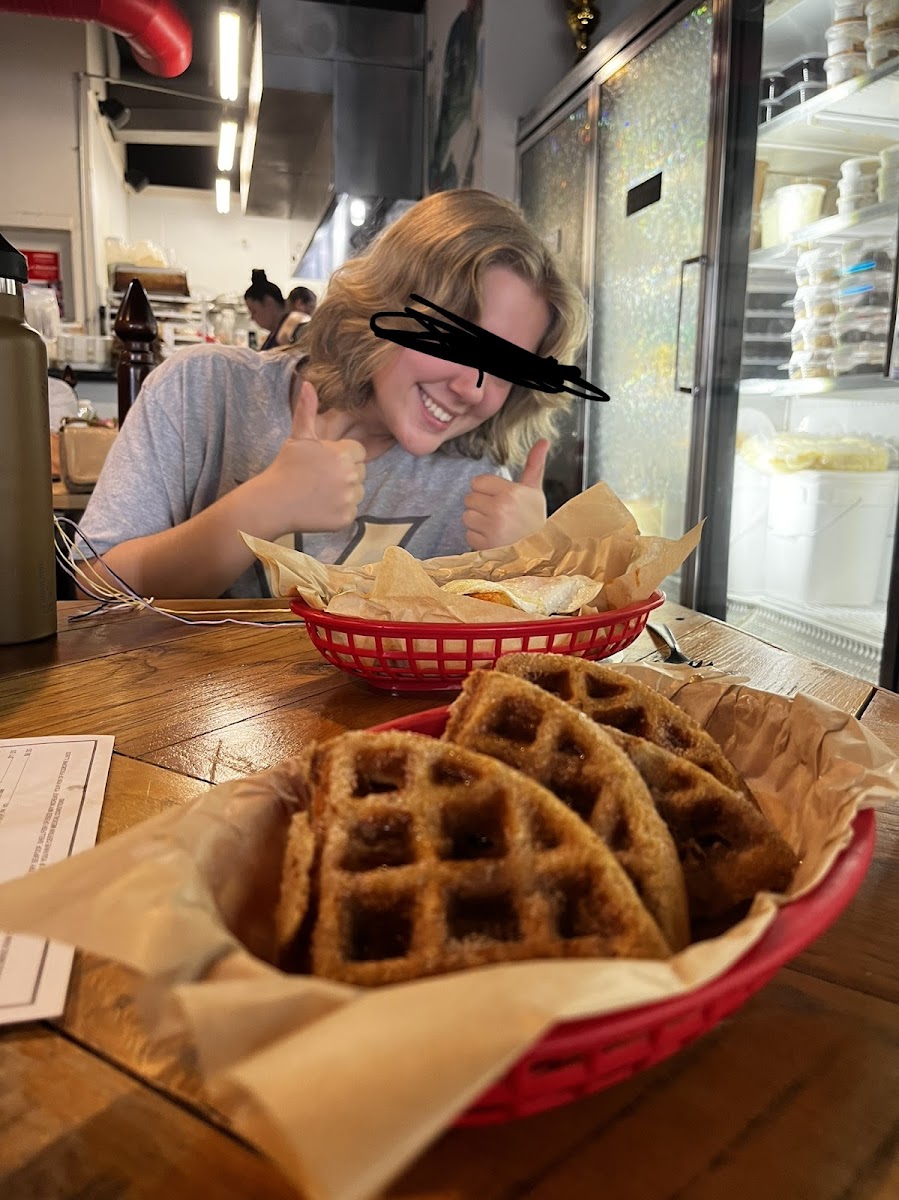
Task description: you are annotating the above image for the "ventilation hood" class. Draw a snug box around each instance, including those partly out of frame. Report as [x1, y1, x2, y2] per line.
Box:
[241, 0, 424, 230]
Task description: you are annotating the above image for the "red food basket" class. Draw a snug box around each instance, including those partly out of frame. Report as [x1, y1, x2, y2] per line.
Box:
[370, 705, 877, 1126]
[290, 590, 664, 692]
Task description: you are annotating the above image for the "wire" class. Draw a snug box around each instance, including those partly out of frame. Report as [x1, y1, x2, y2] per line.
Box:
[54, 517, 304, 629]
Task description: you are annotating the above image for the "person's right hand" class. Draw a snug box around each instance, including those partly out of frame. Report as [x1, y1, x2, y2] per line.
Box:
[257, 380, 367, 533]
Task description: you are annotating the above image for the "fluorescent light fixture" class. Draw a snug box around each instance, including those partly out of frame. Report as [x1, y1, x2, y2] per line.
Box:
[349, 198, 367, 227]
[218, 10, 241, 102]
[217, 119, 238, 172]
[215, 176, 231, 214]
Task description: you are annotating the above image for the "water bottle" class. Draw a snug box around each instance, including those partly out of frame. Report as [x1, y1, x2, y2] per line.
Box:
[0, 233, 56, 644]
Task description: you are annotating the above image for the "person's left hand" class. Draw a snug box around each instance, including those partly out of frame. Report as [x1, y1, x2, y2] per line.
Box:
[463, 439, 550, 551]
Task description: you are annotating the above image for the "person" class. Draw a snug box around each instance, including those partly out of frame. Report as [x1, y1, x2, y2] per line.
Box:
[244, 270, 289, 350]
[77, 189, 587, 600]
[275, 285, 318, 346]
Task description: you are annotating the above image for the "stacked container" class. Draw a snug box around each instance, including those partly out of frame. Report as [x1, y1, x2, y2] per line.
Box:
[879, 143, 899, 203]
[865, 0, 899, 69]
[833, 236, 897, 374]
[836, 155, 880, 214]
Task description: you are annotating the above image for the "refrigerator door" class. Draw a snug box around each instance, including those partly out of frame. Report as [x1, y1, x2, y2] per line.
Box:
[518, 88, 595, 512]
[584, 6, 715, 599]
[725, 0, 899, 686]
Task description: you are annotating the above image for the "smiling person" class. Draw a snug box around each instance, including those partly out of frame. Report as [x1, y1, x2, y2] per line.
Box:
[77, 189, 587, 599]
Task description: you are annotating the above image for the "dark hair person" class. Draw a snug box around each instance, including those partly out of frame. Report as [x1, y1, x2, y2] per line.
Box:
[77, 189, 587, 600]
[287, 286, 317, 317]
[244, 269, 288, 350]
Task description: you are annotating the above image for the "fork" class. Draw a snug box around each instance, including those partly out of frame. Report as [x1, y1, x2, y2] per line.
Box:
[646, 621, 706, 668]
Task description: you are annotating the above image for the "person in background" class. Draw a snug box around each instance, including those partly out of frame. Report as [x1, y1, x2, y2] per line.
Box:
[243, 270, 289, 350]
[276, 285, 319, 346]
[77, 189, 587, 600]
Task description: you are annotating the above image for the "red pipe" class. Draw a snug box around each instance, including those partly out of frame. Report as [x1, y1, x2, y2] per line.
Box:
[0, 0, 192, 77]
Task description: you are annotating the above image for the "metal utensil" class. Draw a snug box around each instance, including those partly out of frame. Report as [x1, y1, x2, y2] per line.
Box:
[646, 621, 706, 668]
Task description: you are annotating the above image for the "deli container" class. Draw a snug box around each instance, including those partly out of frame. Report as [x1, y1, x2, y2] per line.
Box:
[865, 0, 899, 36]
[775, 182, 826, 238]
[826, 19, 868, 54]
[832, 0, 866, 19]
[790, 318, 836, 351]
[793, 283, 838, 320]
[824, 50, 869, 84]
[786, 349, 834, 379]
[832, 310, 892, 345]
[795, 246, 841, 286]
[866, 28, 899, 67]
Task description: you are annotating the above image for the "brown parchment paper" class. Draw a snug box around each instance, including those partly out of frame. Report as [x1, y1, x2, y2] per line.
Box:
[240, 482, 702, 622]
[0, 665, 896, 1200]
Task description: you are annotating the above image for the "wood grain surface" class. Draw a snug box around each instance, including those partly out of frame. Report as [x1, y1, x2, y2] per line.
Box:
[1, 599, 896, 1200]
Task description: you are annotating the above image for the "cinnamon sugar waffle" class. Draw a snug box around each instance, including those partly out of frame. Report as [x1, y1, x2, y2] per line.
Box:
[495, 653, 754, 804]
[605, 729, 798, 922]
[443, 671, 690, 953]
[305, 731, 671, 986]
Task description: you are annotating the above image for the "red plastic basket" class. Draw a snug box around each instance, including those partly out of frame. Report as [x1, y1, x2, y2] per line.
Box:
[370, 706, 877, 1125]
[290, 590, 664, 692]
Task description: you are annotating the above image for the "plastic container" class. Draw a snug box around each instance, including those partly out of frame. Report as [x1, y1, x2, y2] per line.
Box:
[790, 317, 836, 351]
[833, 0, 867, 19]
[765, 469, 899, 605]
[729, 457, 771, 596]
[838, 274, 893, 310]
[826, 18, 869, 53]
[842, 238, 895, 273]
[840, 155, 882, 180]
[782, 54, 828, 86]
[881, 144, 899, 171]
[837, 193, 878, 214]
[779, 79, 828, 108]
[824, 50, 869, 83]
[795, 246, 841, 285]
[833, 309, 891, 345]
[832, 341, 888, 373]
[866, 27, 899, 65]
[878, 167, 899, 201]
[760, 196, 782, 248]
[775, 182, 826, 237]
[865, 0, 899, 35]
[793, 284, 838, 319]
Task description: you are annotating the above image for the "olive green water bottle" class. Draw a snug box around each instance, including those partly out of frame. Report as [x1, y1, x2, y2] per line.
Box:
[0, 233, 56, 644]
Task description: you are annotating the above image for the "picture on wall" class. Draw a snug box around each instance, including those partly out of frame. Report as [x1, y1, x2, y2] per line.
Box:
[427, 0, 484, 193]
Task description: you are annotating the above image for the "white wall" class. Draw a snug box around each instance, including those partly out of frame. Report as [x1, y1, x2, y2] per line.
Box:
[127, 186, 311, 300]
[0, 13, 87, 321]
[87, 91, 129, 303]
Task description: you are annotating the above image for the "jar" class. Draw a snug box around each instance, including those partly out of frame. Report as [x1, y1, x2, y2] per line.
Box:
[824, 50, 868, 84]
[866, 28, 899, 66]
[865, 0, 899, 35]
[826, 19, 868, 53]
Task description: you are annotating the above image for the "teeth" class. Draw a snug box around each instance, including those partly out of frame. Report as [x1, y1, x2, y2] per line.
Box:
[420, 387, 453, 424]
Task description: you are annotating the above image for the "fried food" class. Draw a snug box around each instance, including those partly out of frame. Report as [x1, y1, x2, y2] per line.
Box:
[603, 729, 798, 922]
[274, 810, 315, 961]
[440, 575, 601, 615]
[304, 730, 671, 986]
[495, 653, 755, 805]
[443, 671, 690, 953]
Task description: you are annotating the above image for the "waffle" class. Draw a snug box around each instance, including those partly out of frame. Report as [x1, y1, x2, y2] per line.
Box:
[495, 653, 754, 804]
[605, 728, 797, 922]
[274, 810, 316, 963]
[443, 671, 690, 953]
[304, 730, 671, 986]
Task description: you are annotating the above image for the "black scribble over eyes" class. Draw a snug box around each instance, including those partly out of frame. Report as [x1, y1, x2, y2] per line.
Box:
[369, 294, 610, 403]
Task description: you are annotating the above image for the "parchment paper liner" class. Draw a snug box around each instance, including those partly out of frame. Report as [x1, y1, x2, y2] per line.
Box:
[0, 665, 895, 1200]
[240, 481, 703, 622]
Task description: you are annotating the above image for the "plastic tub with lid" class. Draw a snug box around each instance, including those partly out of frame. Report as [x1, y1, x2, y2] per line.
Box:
[826, 19, 868, 53]
[837, 193, 878, 215]
[865, 0, 899, 36]
[866, 27, 899, 65]
[793, 284, 838, 320]
[881, 144, 899, 171]
[838, 274, 894, 310]
[841, 238, 895, 274]
[833, 0, 866, 19]
[824, 50, 869, 84]
[833, 309, 891, 345]
[795, 246, 841, 286]
[878, 171, 899, 202]
[841, 155, 882, 180]
[729, 456, 771, 596]
[765, 467, 898, 606]
[775, 182, 826, 238]
[790, 318, 836, 351]
[787, 349, 834, 379]
[832, 341, 888, 373]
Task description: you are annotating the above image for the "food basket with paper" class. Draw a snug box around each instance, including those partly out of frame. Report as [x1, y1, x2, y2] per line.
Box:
[243, 482, 698, 690]
[0, 644, 894, 1200]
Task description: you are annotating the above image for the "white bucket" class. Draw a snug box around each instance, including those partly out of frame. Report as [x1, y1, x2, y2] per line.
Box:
[765, 469, 899, 606]
[729, 459, 770, 596]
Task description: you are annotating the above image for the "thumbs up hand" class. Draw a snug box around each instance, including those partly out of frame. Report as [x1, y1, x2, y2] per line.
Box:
[257, 381, 367, 533]
[462, 439, 550, 551]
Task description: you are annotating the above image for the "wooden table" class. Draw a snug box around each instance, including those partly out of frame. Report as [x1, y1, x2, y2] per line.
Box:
[1, 600, 897, 1200]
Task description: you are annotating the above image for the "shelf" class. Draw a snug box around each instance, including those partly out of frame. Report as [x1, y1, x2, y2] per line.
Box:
[750, 201, 899, 269]
[757, 59, 899, 173]
[740, 375, 899, 399]
[727, 593, 886, 684]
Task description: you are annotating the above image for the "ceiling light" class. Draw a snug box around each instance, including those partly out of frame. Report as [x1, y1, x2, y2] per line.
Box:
[217, 119, 238, 173]
[349, 198, 367, 227]
[98, 97, 131, 130]
[215, 177, 231, 214]
[218, 10, 241, 102]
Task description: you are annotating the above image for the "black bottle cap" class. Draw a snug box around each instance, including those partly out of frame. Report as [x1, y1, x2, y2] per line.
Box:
[0, 233, 27, 283]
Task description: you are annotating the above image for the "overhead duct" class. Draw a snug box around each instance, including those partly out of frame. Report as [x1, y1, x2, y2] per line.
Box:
[0, 0, 192, 77]
[242, 0, 423, 230]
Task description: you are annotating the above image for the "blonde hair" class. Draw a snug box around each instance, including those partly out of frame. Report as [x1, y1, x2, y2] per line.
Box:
[299, 189, 587, 466]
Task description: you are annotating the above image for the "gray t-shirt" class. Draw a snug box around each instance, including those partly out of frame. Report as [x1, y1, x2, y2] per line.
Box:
[78, 345, 506, 598]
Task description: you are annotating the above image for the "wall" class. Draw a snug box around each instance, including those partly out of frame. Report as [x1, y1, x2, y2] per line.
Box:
[127, 186, 314, 299]
[0, 13, 87, 321]
[425, 0, 573, 200]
